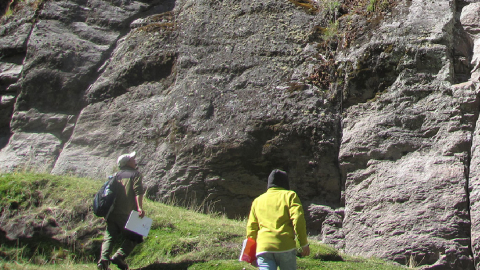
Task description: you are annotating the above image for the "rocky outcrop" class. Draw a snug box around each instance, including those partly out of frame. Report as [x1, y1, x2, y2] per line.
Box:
[47, 0, 342, 217]
[3, 0, 480, 268]
[338, 0, 477, 268]
[464, 3, 480, 270]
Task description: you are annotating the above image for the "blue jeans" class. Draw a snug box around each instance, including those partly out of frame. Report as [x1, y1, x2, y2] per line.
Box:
[257, 249, 297, 270]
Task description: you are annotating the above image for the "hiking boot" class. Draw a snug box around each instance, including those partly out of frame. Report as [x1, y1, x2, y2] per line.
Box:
[97, 259, 110, 270]
[111, 255, 129, 270]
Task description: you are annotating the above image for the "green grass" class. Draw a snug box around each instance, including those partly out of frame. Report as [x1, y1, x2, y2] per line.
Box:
[0, 172, 99, 209]
[0, 173, 406, 269]
[367, 0, 377, 12]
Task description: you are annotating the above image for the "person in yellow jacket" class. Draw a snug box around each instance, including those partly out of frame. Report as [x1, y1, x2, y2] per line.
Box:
[246, 169, 310, 270]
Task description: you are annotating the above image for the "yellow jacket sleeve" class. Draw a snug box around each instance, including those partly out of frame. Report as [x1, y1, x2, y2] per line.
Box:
[289, 192, 309, 247]
[246, 199, 259, 240]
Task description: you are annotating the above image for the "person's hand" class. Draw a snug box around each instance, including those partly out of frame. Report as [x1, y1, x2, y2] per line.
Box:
[301, 245, 310, 257]
[138, 208, 145, 218]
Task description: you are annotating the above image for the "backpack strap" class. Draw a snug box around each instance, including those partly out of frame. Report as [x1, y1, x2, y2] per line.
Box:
[105, 172, 119, 220]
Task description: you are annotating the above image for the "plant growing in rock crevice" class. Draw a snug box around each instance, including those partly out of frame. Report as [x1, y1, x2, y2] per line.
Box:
[1, 0, 16, 17]
[1, 0, 45, 18]
[303, 0, 398, 102]
[307, 0, 396, 106]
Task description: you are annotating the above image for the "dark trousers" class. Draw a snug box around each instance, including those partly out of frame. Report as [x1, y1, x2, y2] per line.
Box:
[99, 214, 143, 261]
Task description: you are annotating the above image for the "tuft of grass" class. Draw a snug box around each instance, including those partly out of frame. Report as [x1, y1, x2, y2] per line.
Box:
[4, 8, 13, 17]
[323, 21, 339, 41]
[367, 0, 377, 12]
[309, 241, 343, 261]
[320, 0, 341, 21]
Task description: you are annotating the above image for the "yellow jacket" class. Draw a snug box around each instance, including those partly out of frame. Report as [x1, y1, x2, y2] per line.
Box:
[246, 187, 308, 254]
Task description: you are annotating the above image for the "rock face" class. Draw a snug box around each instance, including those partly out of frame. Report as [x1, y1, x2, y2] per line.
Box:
[2, 0, 480, 268]
[338, 0, 476, 268]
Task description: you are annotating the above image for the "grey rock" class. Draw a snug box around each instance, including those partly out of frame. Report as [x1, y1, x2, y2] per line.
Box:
[0, 131, 62, 172]
[52, 0, 342, 217]
[308, 204, 344, 250]
[0, 2, 35, 148]
[337, 0, 476, 269]
[1, 0, 173, 171]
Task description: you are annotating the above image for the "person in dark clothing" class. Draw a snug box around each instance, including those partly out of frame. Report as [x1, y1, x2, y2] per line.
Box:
[97, 151, 145, 270]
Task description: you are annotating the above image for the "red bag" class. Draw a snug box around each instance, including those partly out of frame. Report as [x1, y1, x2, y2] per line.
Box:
[239, 238, 257, 263]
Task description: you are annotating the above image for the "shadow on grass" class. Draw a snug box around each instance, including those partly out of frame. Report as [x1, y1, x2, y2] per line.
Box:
[312, 252, 344, 262]
[134, 261, 204, 270]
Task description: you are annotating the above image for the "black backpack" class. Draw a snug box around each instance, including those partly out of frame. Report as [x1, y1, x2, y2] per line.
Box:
[93, 174, 118, 218]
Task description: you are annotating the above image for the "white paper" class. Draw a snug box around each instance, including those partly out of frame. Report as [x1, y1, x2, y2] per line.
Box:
[125, 210, 153, 237]
[239, 239, 248, 261]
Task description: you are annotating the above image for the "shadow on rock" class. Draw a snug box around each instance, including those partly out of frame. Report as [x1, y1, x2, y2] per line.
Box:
[133, 261, 204, 270]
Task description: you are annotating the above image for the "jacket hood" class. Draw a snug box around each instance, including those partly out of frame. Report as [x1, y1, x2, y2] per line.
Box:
[267, 169, 289, 190]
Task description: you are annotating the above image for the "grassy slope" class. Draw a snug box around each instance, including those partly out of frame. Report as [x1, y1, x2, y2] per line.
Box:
[0, 173, 406, 269]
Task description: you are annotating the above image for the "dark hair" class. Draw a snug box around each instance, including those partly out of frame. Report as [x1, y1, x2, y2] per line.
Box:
[267, 169, 289, 190]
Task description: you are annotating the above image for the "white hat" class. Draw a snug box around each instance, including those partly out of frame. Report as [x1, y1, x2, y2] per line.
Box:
[117, 151, 136, 167]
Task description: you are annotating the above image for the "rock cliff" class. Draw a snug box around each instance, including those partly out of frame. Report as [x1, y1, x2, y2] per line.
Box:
[2, 0, 480, 268]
